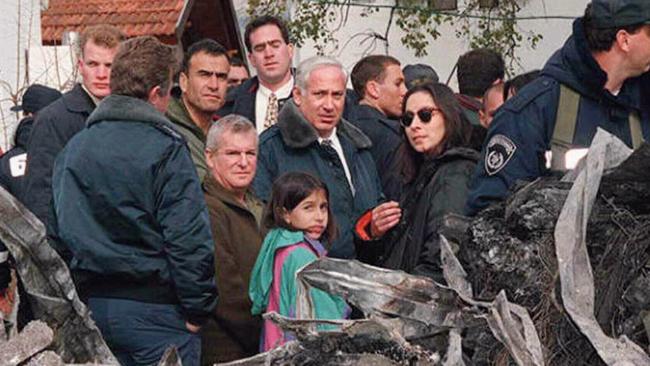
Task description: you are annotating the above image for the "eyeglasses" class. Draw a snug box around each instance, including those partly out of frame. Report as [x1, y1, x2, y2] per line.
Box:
[400, 108, 441, 127]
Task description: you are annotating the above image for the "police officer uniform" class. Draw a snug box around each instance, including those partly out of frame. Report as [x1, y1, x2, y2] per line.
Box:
[465, 1, 650, 215]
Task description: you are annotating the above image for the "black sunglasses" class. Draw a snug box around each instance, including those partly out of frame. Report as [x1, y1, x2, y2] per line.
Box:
[400, 107, 441, 127]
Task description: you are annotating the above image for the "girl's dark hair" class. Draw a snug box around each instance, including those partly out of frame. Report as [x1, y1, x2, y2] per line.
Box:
[263, 172, 338, 242]
[397, 82, 472, 183]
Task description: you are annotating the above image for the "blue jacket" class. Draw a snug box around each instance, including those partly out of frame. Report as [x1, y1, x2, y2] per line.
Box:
[50, 95, 218, 325]
[465, 18, 650, 215]
[348, 104, 403, 202]
[252, 100, 383, 259]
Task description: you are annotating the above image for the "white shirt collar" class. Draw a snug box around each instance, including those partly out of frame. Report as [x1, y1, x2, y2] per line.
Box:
[81, 84, 100, 106]
[258, 75, 294, 99]
[317, 127, 338, 145]
[317, 128, 355, 195]
[255, 76, 295, 134]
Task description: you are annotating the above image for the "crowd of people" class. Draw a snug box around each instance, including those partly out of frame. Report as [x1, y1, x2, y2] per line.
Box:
[0, 0, 648, 365]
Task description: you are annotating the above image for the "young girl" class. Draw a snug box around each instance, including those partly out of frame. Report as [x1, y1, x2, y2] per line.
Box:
[249, 172, 349, 351]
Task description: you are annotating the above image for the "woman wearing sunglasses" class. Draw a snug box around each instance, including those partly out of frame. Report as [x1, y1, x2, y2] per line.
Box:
[355, 82, 478, 282]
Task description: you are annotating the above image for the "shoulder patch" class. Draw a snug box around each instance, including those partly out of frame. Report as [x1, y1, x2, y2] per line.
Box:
[485, 135, 517, 176]
[9, 153, 27, 177]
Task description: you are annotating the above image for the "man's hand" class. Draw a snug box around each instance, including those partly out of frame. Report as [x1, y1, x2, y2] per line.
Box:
[370, 201, 401, 239]
[185, 321, 201, 333]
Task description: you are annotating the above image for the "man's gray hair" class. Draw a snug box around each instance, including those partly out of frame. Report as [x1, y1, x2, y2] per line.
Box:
[295, 56, 348, 91]
[206, 114, 257, 151]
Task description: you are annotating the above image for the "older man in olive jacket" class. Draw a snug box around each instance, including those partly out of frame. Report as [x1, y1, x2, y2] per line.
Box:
[202, 115, 264, 363]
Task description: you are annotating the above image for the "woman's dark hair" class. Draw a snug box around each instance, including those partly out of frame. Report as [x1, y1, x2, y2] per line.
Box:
[263, 172, 338, 242]
[397, 82, 472, 183]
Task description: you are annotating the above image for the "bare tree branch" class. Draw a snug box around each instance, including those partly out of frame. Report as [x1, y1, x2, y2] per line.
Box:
[383, 4, 396, 54]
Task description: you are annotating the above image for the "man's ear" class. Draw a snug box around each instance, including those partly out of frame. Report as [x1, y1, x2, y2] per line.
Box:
[247, 52, 257, 69]
[366, 80, 380, 100]
[616, 29, 632, 52]
[77, 57, 83, 71]
[205, 149, 214, 169]
[148, 85, 162, 104]
[179, 72, 189, 94]
[287, 43, 295, 61]
[479, 108, 489, 129]
[292, 86, 303, 106]
[148, 85, 171, 113]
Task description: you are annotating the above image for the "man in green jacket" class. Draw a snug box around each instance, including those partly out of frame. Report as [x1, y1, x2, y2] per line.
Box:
[167, 39, 230, 182]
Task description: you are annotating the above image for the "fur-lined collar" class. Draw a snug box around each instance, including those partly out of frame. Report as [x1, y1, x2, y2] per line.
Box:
[63, 83, 95, 114]
[277, 99, 372, 149]
[87, 95, 171, 127]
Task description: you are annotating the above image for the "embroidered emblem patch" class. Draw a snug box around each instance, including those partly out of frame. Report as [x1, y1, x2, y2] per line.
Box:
[9, 153, 27, 178]
[485, 134, 516, 176]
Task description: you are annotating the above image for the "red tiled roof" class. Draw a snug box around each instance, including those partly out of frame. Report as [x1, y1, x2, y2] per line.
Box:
[41, 0, 185, 44]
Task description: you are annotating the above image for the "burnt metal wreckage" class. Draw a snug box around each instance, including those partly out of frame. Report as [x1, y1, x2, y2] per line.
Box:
[0, 166, 182, 365]
[0, 129, 649, 365]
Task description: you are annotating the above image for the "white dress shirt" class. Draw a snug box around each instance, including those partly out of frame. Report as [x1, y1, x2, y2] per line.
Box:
[318, 128, 355, 195]
[255, 76, 294, 135]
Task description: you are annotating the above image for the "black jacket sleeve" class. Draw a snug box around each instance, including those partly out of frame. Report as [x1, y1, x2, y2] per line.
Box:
[0, 157, 12, 192]
[23, 112, 83, 227]
[413, 161, 475, 283]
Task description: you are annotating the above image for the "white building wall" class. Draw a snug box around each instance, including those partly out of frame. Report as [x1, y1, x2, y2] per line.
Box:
[0, 1, 76, 152]
[232, 0, 588, 90]
[0, 0, 44, 151]
[27, 45, 77, 91]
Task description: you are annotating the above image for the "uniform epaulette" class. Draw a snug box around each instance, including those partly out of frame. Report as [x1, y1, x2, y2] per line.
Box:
[504, 77, 557, 113]
[156, 123, 183, 141]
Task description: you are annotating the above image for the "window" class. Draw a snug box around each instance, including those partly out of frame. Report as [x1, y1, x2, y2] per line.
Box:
[479, 0, 499, 9]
